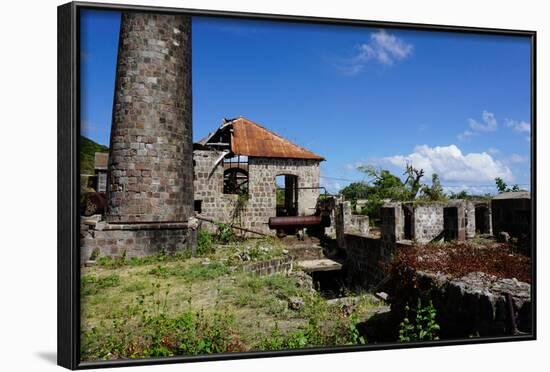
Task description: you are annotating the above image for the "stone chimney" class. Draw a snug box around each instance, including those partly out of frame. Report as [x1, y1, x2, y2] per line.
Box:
[106, 12, 193, 223]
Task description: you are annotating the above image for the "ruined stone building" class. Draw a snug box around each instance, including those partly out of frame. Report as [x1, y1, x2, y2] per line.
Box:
[193, 117, 324, 235]
[376, 199, 493, 244]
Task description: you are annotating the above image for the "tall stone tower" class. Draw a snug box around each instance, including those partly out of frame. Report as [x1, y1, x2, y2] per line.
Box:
[106, 12, 193, 223]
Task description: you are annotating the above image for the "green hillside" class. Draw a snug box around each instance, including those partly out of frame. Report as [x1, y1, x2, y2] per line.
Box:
[80, 135, 108, 174]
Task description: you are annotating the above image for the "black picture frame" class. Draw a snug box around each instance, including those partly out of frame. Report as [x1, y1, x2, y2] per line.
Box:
[58, 1, 537, 369]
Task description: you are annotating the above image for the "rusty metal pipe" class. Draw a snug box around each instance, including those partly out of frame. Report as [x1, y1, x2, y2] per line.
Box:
[268, 215, 323, 230]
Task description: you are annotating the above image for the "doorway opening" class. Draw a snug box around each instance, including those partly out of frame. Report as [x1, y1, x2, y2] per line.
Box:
[276, 174, 298, 217]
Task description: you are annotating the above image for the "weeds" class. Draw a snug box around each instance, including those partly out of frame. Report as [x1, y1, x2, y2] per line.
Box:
[197, 229, 214, 256]
[81, 282, 243, 360]
[81, 274, 120, 296]
[212, 221, 237, 244]
[398, 300, 440, 342]
[148, 261, 229, 282]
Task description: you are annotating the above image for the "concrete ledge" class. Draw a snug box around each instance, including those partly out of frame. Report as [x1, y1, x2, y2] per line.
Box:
[297, 258, 343, 273]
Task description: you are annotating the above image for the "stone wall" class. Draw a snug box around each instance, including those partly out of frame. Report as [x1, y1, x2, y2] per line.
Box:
[247, 157, 320, 233]
[241, 256, 293, 276]
[465, 200, 476, 238]
[106, 12, 193, 223]
[333, 200, 351, 248]
[347, 214, 370, 236]
[80, 220, 196, 264]
[389, 270, 531, 338]
[193, 150, 321, 235]
[344, 232, 411, 287]
[344, 234, 384, 286]
[411, 202, 445, 243]
[193, 150, 244, 232]
[380, 204, 405, 243]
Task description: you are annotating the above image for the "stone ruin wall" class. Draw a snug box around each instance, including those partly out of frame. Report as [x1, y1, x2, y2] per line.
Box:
[193, 150, 321, 235]
[343, 200, 489, 288]
[389, 270, 531, 338]
[81, 219, 196, 263]
[193, 149, 244, 231]
[465, 200, 476, 238]
[412, 202, 445, 243]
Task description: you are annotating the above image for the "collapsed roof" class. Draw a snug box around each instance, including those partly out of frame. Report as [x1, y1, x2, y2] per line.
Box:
[195, 117, 325, 161]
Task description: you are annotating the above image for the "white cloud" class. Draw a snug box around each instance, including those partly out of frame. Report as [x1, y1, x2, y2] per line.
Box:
[458, 110, 498, 140]
[382, 144, 514, 183]
[487, 147, 500, 155]
[468, 110, 498, 132]
[343, 30, 413, 74]
[506, 119, 531, 133]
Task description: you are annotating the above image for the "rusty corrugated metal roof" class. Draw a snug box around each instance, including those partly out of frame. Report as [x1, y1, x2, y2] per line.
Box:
[231, 117, 324, 161]
[94, 152, 109, 170]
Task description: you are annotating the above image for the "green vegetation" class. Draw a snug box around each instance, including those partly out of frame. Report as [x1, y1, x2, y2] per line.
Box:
[81, 238, 383, 361]
[148, 261, 229, 281]
[212, 221, 237, 244]
[80, 135, 108, 175]
[81, 282, 240, 359]
[399, 300, 440, 342]
[339, 164, 514, 221]
[197, 229, 214, 256]
[495, 177, 521, 193]
[81, 274, 120, 296]
[340, 164, 447, 220]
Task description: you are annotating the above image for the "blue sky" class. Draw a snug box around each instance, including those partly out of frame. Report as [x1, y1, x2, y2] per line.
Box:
[80, 9, 532, 195]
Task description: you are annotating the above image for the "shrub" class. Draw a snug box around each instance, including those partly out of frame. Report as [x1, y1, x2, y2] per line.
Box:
[212, 221, 236, 244]
[197, 229, 214, 256]
[398, 300, 440, 342]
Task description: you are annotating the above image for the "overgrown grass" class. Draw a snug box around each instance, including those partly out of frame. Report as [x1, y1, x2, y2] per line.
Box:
[81, 283, 243, 360]
[81, 239, 384, 361]
[148, 261, 229, 282]
[81, 274, 120, 296]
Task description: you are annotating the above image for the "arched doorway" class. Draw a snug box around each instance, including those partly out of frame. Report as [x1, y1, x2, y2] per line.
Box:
[276, 174, 298, 217]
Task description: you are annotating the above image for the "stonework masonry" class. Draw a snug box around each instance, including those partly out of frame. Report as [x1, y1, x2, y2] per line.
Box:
[106, 12, 193, 223]
[194, 150, 321, 235]
[411, 202, 445, 243]
[80, 12, 196, 262]
[241, 256, 293, 276]
[81, 219, 196, 263]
